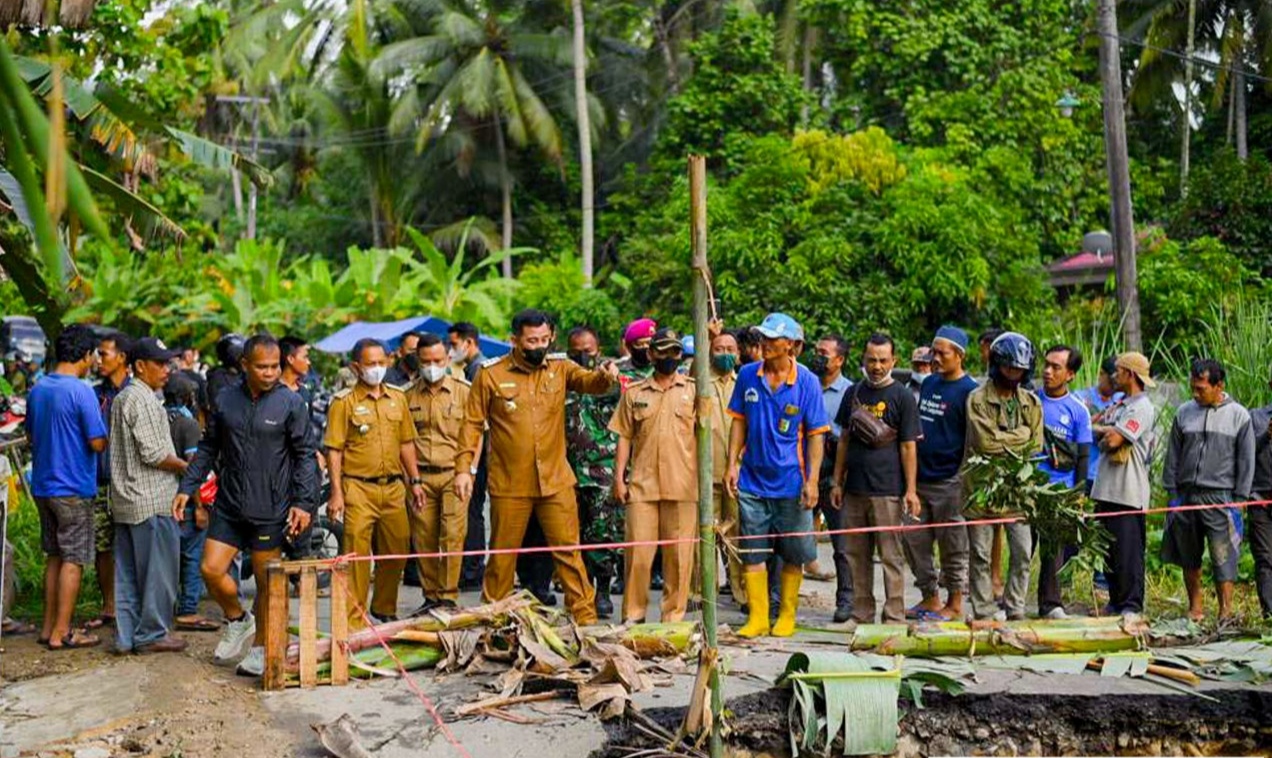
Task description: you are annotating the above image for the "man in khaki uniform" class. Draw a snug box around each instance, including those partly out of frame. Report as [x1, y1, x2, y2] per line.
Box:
[404, 334, 473, 610]
[455, 310, 618, 624]
[325, 339, 426, 629]
[706, 327, 745, 600]
[611, 328, 698, 623]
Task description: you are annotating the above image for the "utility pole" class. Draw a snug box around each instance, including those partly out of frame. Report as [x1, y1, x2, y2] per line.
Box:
[572, 0, 595, 287]
[1181, 0, 1196, 194]
[1096, 0, 1142, 351]
[689, 155, 723, 758]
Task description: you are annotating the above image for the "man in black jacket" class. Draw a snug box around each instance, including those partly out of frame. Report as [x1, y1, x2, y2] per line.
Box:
[173, 334, 318, 677]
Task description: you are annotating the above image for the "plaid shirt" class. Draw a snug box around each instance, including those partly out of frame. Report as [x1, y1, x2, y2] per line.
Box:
[109, 381, 180, 525]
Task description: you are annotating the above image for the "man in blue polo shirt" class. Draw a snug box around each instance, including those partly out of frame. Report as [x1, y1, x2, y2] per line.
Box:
[724, 313, 829, 638]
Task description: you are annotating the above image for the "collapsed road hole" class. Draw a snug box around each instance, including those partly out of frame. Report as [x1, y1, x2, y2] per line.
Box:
[595, 689, 1272, 757]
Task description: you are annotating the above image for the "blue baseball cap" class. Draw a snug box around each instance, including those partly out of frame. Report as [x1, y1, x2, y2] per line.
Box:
[681, 335, 695, 356]
[933, 325, 969, 354]
[755, 313, 804, 341]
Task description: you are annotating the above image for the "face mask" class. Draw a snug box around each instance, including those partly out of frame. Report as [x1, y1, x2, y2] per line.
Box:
[711, 354, 737, 374]
[629, 348, 650, 369]
[448, 346, 467, 364]
[522, 347, 548, 367]
[360, 365, 387, 386]
[654, 357, 681, 376]
[567, 350, 597, 370]
[913, 371, 931, 383]
[402, 354, 420, 374]
[421, 365, 447, 384]
[809, 355, 829, 377]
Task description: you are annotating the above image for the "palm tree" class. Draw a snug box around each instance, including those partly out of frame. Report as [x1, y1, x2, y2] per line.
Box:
[571, 0, 595, 286]
[377, 0, 569, 275]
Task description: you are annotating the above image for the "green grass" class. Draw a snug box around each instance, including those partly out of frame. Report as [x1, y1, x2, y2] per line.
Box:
[6, 490, 104, 622]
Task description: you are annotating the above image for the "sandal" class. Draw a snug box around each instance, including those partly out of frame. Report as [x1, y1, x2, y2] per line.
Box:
[175, 616, 221, 632]
[1, 618, 36, 635]
[914, 609, 953, 622]
[49, 630, 102, 650]
[83, 614, 116, 630]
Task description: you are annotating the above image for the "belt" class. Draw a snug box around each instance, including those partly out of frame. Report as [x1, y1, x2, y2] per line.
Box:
[344, 474, 403, 485]
[419, 465, 453, 475]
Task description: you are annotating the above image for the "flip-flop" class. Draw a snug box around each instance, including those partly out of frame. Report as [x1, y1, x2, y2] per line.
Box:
[83, 614, 115, 630]
[914, 609, 953, 622]
[1, 619, 36, 635]
[48, 631, 102, 650]
[803, 569, 835, 582]
[175, 616, 221, 632]
[905, 603, 940, 620]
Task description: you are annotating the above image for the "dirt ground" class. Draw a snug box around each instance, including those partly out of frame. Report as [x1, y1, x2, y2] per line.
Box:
[1, 627, 295, 758]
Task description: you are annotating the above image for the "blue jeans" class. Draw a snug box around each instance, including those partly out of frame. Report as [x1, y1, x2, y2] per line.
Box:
[737, 492, 817, 566]
[178, 504, 207, 616]
[114, 515, 180, 651]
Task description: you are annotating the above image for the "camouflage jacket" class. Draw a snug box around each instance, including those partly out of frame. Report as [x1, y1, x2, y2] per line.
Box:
[565, 358, 653, 488]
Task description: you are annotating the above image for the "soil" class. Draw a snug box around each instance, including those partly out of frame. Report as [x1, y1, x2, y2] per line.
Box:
[599, 688, 1272, 758]
[1, 627, 296, 758]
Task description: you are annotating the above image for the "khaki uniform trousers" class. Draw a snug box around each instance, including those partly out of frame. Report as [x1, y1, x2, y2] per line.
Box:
[408, 470, 468, 602]
[343, 478, 409, 630]
[483, 489, 597, 624]
[624, 500, 696, 623]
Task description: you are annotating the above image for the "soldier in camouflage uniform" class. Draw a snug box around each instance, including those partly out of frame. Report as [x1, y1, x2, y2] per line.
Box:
[565, 321, 656, 618]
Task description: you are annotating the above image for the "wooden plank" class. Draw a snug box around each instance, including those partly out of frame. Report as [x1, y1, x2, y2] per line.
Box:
[277, 557, 342, 573]
[330, 564, 349, 686]
[263, 561, 290, 691]
[299, 567, 319, 689]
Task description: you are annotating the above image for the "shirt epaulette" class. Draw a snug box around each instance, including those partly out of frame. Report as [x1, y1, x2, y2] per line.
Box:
[386, 382, 408, 393]
[453, 375, 472, 387]
[481, 355, 505, 369]
[332, 388, 352, 400]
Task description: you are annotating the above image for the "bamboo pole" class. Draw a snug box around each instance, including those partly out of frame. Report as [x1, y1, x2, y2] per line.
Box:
[688, 154, 723, 758]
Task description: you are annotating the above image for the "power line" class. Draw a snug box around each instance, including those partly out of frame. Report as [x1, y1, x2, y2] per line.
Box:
[1104, 30, 1272, 87]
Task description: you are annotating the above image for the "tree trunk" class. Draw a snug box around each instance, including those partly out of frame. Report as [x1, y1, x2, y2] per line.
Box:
[495, 117, 514, 278]
[1235, 68, 1248, 161]
[1180, 0, 1195, 194]
[653, 17, 681, 95]
[572, 0, 595, 287]
[369, 188, 384, 248]
[800, 24, 817, 127]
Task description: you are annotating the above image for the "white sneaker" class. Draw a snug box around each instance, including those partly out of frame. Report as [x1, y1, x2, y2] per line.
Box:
[1045, 606, 1069, 620]
[214, 612, 256, 663]
[236, 646, 265, 677]
[992, 610, 1007, 622]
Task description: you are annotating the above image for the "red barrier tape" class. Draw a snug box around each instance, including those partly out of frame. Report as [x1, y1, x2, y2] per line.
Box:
[321, 497, 1272, 565]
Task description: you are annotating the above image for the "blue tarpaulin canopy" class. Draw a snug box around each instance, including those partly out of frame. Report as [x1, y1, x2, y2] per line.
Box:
[314, 316, 510, 357]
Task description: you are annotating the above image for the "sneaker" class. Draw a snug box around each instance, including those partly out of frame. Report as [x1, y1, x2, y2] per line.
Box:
[832, 606, 854, 624]
[236, 646, 265, 677]
[1044, 606, 1069, 620]
[991, 610, 1007, 622]
[214, 612, 256, 663]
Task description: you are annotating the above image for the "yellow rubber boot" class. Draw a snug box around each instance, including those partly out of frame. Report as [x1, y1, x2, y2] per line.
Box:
[736, 570, 771, 638]
[771, 565, 803, 637]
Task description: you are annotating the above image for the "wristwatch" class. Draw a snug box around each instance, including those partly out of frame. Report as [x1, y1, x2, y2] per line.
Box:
[469, 465, 479, 476]
[410, 476, 425, 485]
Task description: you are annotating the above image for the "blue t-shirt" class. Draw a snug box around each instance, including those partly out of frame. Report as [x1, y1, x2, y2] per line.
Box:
[27, 373, 108, 498]
[1074, 385, 1123, 476]
[917, 374, 979, 482]
[1037, 390, 1094, 488]
[728, 360, 830, 498]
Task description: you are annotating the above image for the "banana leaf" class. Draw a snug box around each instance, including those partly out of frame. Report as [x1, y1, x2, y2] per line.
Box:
[779, 652, 902, 756]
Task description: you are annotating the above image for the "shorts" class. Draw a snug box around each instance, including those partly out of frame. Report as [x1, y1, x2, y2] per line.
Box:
[93, 488, 114, 554]
[206, 510, 289, 553]
[1161, 490, 1241, 582]
[736, 492, 816, 566]
[36, 496, 95, 566]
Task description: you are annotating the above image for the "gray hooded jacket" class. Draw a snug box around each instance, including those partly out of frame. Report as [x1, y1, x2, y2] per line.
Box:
[1162, 394, 1255, 501]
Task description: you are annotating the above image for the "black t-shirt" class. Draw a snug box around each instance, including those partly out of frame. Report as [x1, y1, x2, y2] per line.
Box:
[167, 409, 202, 460]
[835, 380, 921, 496]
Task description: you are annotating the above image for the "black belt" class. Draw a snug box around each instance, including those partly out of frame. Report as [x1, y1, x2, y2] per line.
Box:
[419, 465, 452, 475]
[344, 474, 403, 485]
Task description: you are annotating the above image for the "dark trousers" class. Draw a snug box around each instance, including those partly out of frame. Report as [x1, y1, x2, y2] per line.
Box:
[1036, 541, 1066, 615]
[460, 454, 489, 588]
[1249, 499, 1272, 618]
[516, 512, 553, 595]
[818, 483, 853, 611]
[1096, 501, 1145, 613]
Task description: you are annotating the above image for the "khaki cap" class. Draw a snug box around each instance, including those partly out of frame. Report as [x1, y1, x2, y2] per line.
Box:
[1116, 351, 1156, 388]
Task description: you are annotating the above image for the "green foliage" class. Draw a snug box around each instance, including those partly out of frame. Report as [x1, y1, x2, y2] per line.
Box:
[1171, 150, 1272, 276]
[515, 251, 628, 344]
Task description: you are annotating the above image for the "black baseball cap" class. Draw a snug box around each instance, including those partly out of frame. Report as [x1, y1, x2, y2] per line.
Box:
[131, 337, 181, 363]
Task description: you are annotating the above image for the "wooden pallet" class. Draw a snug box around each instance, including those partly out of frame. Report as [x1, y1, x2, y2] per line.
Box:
[262, 559, 350, 691]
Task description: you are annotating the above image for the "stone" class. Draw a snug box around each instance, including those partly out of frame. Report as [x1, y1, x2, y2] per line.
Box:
[73, 747, 111, 758]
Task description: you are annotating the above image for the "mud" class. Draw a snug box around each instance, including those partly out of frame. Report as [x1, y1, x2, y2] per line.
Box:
[599, 688, 1272, 757]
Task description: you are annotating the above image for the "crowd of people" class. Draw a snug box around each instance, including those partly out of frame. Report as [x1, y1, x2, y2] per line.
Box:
[11, 308, 1272, 680]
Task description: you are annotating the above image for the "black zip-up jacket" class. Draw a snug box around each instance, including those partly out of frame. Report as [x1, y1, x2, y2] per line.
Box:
[180, 382, 319, 522]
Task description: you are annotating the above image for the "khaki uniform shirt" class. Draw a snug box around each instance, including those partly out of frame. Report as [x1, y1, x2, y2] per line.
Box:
[458, 353, 615, 498]
[609, 373, 698, 503]
[324, 384, 415, 477]
[708, 371, 736, 484]
[964, 384, 1044, 460]
[405, 374, 471, 470]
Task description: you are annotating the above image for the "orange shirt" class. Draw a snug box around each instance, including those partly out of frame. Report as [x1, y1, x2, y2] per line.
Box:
[404, 374, 470, 470]
[609, 373, 698, 503]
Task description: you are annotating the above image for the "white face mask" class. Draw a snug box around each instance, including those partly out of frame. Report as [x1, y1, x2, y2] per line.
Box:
[421, 365, 447, 384]
[448, 346, 467, 364]
[360, 365, 387, 386]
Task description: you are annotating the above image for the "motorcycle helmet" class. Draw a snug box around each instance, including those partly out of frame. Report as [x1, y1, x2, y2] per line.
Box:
[987, 331, 1035, 387]
[215, 333, 247, 367]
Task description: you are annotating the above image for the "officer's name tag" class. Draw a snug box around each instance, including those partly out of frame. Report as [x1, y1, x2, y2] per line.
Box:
[354, 406, 370, 415]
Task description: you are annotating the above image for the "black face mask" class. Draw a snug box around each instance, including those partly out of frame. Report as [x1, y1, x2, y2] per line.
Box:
[629, 348, 650, 369]
[522, 347, 549, 366]
[567, 350, 596, 369]
[654, 357, 681, 376]
[809, 354, 829, 377]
